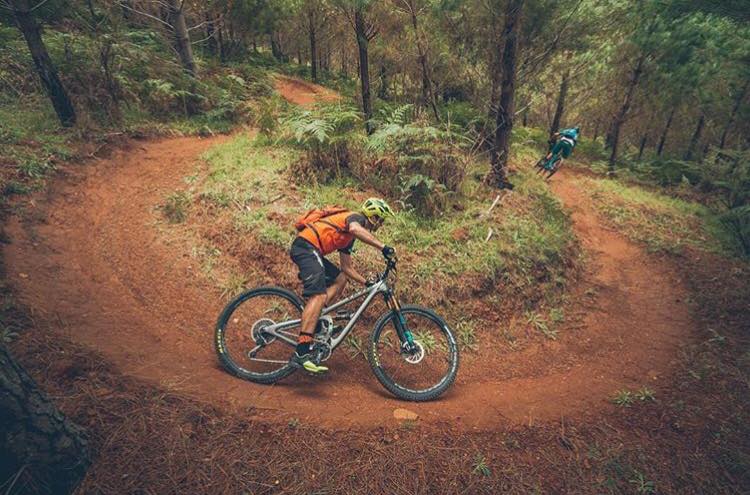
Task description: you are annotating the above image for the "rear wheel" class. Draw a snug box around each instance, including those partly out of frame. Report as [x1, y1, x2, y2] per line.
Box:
[215, 286, 302, 384]
[368, 305, 459, 401]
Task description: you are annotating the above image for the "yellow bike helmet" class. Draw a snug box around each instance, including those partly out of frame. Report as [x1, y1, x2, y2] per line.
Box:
[361, 197, 394, 221]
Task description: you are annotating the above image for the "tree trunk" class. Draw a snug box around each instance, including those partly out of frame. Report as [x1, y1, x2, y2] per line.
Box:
[167, 0, 196, 77]
[1, 345, 90, 493]
[489, 0, 524, 188]
[684, 113, 705, 161]
[656, 104, 676, 156]
[549, 68, 570, 137]
[637, 134, 647, 160]
[487, 4, 503, 122]
[354, 9, 373, 134]
[340, 45, 348, 76]
[719, 80, 748, 149]
[593, 119, 600, 142]
[217, 23, 226, 62]
[409, 7, 439, 120]
[308, 9, 318, 82]
[205, 12, 217, 56]
[270, 32, 283, 60]
[605, 126, 614, 150]
[10, 0, 76, 127]
[377, 65, 389, 100]
[608, 53, 645, 172]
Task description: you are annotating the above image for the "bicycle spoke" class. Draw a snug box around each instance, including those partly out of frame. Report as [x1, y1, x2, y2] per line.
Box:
[217, 290, 302, 379]
[370, 307, 458, 399]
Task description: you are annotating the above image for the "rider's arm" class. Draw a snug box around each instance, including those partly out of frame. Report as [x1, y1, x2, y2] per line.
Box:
[348, 222, 386, 251]
[339, 252, 366, 285]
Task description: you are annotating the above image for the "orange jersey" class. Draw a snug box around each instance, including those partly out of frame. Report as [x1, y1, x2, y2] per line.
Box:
[298, 211, 357, 255]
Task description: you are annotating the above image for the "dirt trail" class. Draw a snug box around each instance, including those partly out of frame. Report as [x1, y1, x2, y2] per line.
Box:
[274, 75, 340, 107]
[4, 80, 696, 430]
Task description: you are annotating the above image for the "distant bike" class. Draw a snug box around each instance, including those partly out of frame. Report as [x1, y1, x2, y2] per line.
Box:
[214, 257, 459, 401]
[535, 146, 563, 179]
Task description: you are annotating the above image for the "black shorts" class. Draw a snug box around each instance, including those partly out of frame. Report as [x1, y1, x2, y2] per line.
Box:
[289, 237, 341, 297]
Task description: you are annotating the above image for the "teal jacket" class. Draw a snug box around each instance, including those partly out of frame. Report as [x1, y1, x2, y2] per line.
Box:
[559, 128, 579, 145]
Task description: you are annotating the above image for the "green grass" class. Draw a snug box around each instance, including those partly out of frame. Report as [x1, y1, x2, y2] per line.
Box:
[0, 97, 74, 195]
[573, 175, 740, 256]
[181, 132, 577, 337]
[161, 191, 192, 223]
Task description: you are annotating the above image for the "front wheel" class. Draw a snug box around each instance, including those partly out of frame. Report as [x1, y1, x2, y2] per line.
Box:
[368, 305, 459, 401]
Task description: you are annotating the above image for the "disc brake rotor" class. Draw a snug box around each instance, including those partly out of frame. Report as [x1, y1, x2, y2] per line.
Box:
[251, 318, 276, 345]
[404, 341, 425, 364]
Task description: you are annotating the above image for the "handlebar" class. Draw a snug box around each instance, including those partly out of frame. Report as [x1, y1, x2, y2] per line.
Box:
[381, 256, 398, 281]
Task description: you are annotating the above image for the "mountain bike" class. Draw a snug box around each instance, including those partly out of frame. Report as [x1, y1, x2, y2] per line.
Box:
[535, 149, 563, 179]
[214, 257, 459, 401]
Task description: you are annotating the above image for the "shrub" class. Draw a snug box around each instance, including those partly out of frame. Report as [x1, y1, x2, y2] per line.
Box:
[281, 103, 364, 182]
[366, 113, 467, 216]
[718, 205, 750, 256]
[701, 148, 750, 209]
[641, 158, 702, 186]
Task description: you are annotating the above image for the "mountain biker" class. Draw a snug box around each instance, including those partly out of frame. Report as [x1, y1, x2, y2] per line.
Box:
[543, 125, 581, 170]
[289, 198, 396, 374]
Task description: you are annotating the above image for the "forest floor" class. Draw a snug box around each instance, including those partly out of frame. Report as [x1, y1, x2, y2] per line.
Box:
[3, 77, 748, 493]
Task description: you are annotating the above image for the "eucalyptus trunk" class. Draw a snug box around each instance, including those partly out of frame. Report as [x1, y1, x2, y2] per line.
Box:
[637, 134, 647, 160]
[719, 80, 748, 149]
[549, 68, 570, 137]
[354, 9, 373, 134]
[608, 53, 645, 172]
[1, 345, 91, 493]
[10, 0, 76, 126]
[308, 9, 318, 82]
[410, 7, 439, 120]
[684, 113, 705, 161]
[489, 0, 524, 188]
[656, 105, 676, 156]
[168, 0, 196, 77]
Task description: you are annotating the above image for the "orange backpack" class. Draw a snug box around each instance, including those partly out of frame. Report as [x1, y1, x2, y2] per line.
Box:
[294, 206, 349, 231]
[294, 207, 354, 254]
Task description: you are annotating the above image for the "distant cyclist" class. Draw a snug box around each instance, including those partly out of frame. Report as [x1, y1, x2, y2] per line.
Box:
[289, 198, 395, 374]
[543, 125, 580, 171]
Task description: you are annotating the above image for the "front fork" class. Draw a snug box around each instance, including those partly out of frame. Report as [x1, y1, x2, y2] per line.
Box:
[384, 290, 417, 352]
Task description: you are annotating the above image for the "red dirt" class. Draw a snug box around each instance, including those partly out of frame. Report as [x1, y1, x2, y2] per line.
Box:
[2, 79, 697, 430]
[274, 75, 340, 107]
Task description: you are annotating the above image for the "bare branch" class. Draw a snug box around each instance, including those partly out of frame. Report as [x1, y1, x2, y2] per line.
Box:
[190, 31, 217, 45]
[28, 0, 54, 12]
[118, 1, 174, 30]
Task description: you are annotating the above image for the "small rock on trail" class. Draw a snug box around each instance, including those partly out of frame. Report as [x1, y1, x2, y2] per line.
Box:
[393, 408, 419, 421]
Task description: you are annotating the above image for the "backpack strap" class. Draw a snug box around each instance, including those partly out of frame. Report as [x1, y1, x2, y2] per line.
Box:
[303, 215, 348, 252]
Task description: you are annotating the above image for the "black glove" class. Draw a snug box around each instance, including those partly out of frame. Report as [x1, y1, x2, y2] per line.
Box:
[382, 245, 396, 259]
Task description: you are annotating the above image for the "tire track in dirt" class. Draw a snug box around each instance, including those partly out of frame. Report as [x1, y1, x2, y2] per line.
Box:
[3, 81, 696, 430]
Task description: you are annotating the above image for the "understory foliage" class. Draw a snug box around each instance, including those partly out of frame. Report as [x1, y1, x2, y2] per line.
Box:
[281, 104, 364, 182]
[281, 103, 469, 216]
[702, 148, 750, 254]
[0, 26, 272, 130]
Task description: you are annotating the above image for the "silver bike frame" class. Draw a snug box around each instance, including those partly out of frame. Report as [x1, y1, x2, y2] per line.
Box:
[262, 279, 390, 351]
